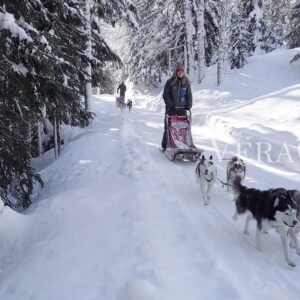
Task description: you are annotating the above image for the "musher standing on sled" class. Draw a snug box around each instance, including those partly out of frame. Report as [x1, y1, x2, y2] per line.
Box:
[161, 66, 193, 151]
[117, 81, 127, 98]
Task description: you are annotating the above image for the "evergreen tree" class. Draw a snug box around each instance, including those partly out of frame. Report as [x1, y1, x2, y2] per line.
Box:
[264, 0, 291, 41]
[286, 1, 300, 49]
[130, 0, 175, 84]
[83, 0, 134, 110]
[129, 0, 222, 83]
[229, 4, 252, 69]
[204, 0, 221, 66]
[0, 0, 133, 210]
[0, 1, 47, 209]
[240, 0, 280, 55]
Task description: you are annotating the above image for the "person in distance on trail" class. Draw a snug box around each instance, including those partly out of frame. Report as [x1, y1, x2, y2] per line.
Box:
[117, 81, 127, 98]
[161, 65, 193, 151]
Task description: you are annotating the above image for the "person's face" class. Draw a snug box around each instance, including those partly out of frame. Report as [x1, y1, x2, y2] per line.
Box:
[176, 71, 184, 78]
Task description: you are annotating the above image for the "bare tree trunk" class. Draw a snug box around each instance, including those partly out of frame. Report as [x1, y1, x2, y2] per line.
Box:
[84, 0, 92, 114]
[197, 0, 205, 84]
[54, 114, 58, 159]
[57, 116, 61, 156]
[217, 49, 223, 86]
[184, 44, 188, 74]
[168, 49, 172, 75]
[217, 0, 231, 85]
[37, 120, 43, 156]
[184, 0, 194, 78]
[217, 1, 225, 86]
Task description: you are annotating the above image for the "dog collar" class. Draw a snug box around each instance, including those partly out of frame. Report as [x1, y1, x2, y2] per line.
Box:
[284, 221, 296, 228]
[205, 175, 214, 183]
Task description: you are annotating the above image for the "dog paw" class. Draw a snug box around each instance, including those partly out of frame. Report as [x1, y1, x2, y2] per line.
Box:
[256, 244, 262, 252]
[263, 230, 268, 235]
[243, 231, 250, 236]
[290, 242, 296, 249]
[288, 260, 296, 267]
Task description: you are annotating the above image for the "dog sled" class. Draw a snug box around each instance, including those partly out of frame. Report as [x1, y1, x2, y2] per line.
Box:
[116, 96, 126, 110]
[164, 108, 203, 161]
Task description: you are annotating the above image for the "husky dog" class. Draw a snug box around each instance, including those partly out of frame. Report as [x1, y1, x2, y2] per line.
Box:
[287, 190, 300, 254]
[127, 99, 133, 111]
[227, 156, 246, 194]
[195, 155, 217, 205]
[232, 178, 299, 267]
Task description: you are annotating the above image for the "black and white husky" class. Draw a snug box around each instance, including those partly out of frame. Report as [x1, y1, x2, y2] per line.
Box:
[127, 99, 133, 111]
[232, 178, 299, 267]
[226, 156, 246, 194]
[195, 155, 217, 205]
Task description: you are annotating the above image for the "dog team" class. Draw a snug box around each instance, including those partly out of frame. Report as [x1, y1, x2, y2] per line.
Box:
[195, 154, 300, 267]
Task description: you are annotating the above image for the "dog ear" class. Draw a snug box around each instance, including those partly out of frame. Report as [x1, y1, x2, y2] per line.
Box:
[195, 153, 202, 160]
[200, 155, 205, 164]
[274, 196, 280, 208]
[287, 191, 297, 206]
[209, 155, 213, 160]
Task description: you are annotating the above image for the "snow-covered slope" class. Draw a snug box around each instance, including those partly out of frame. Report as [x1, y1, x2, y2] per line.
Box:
[0, 48, 300, 300]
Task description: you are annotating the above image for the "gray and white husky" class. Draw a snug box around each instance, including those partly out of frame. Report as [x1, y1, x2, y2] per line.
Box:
[195, 154, 217, 205]
[287, 190, 300, 255]
[227, 156, 246, 195]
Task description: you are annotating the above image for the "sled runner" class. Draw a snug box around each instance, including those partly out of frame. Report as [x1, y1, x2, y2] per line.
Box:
[164, 108, 203, 161]
[116, 96, 126, 110]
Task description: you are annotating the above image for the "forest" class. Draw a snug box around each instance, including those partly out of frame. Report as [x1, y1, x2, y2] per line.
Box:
[0, 0, 299, 210]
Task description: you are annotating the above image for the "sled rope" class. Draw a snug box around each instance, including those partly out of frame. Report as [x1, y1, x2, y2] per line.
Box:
[216, 177, 231, 188]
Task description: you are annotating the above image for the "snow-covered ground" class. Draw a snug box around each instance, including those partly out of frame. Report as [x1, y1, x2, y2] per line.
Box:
[1, 48, 300, 299]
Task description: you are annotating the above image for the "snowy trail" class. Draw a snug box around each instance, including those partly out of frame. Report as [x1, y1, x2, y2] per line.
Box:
[122, 96, 300, 299]
[0, 93, 300, 300]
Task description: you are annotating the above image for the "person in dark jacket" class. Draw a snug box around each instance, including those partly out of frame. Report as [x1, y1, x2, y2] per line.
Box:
[117, 81, 127, 97]
[161, 66, 193, 151]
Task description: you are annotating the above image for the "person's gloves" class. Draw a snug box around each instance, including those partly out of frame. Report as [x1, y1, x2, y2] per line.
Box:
[167, 106, 175, 112]
[184, 106, 190, 110]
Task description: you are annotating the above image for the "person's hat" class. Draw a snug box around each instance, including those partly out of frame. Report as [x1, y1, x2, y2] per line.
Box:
[175, 66, 185, 73]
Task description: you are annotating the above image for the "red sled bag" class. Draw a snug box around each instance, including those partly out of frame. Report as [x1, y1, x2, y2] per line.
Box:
[164, 110, 202, 161]
[116, 96, 126, 110]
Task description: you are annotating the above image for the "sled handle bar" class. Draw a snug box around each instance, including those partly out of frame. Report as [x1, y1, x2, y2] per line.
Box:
[166, 107, 191, 117]
[174, 106, 191, 112]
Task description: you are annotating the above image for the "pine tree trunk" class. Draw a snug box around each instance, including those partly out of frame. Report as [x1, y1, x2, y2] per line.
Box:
[184, 0, 194, 78]
[168, 49, 172, 75]
[84, 0, 92, 113]
[184, 44, 188, 74]
[223, 0, 232, 73]
[54, 114, 58, 159]
[27, 122, 32, 144]
[217, 0, 230, 86]
[37, 120, 43, 156]
[197, 0, 205, 84]
[57, 116, 61, 156]
[217, 50, 223, 86]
